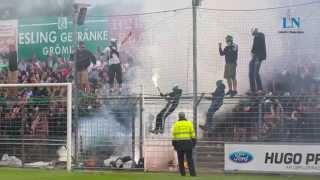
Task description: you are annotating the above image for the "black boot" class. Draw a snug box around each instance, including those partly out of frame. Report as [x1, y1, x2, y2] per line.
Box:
[231, 90, 238, 97]
[226, 90, 233, 96]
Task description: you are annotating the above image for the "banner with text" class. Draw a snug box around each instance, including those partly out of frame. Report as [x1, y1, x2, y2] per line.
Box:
[0, 20, 17, 67]
[225, 143, 320, 174]
[0, 20, 17, 53]
[18, 17, 109, 60]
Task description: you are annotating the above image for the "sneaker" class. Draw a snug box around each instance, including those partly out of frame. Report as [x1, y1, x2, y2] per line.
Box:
[246, 91, 256, 96]
[149, 129, 159, 134]
[159, 128, 164, 134]
[226, 90, 233, 96]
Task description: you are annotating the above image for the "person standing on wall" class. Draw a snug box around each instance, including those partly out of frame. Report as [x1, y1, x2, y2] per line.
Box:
[249, 28, 267, 95]
[219, 35, 238, 97]
[5, 44, 18, 96]
[73, 41, 96, 93]
[103, 32, 132, 94]
[7, 44, 18, 84]
[172, 112, 197, 177]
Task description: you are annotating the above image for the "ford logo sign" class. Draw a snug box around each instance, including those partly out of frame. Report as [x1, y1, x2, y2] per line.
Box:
[229, 151, 253, 163]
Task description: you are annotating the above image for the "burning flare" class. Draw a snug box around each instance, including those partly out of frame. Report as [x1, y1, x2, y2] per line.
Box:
[152, 73, 159, 88]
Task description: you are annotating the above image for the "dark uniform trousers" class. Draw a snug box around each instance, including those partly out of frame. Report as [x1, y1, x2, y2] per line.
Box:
[177, 149, 196, 176]
[174, 140, 196, 176]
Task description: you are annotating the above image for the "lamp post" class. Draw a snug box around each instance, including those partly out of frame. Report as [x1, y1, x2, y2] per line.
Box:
[192, 0, 202, 135]
[72, 0, 89, 165]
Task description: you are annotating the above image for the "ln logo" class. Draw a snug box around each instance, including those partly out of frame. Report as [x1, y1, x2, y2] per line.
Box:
[283, 17, 300, 28]
[279, 9, 304, 34]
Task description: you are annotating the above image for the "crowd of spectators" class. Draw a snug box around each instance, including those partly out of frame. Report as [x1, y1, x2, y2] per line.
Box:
[214, 62, 320, 142]
[0, 38, 140, 162]
[0, 45, 127, 161]
[0, 46, 125, 137]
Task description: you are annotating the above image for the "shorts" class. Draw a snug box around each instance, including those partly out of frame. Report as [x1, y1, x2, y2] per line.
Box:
[77, 70, 89, 86]
[224, 63, 237, 79]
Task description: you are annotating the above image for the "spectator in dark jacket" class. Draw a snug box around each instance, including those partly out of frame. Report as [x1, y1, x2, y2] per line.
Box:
[249, 28, 266, 94]
[152, 85, 183, 134]
[4, 44, 18, 96]
[7, 44, 18, 84]
[73, 41, 96, 92]
[200, 80, 225, 132]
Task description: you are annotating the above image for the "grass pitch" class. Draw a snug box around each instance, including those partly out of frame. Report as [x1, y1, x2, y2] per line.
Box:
[0, 168, 319, 180]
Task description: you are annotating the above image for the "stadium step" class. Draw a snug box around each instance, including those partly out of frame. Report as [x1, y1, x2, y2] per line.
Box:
[196, 140, 224, 171]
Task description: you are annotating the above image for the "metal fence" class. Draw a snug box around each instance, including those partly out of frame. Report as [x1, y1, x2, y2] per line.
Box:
[198, 95, 320, 143]
[1, 93, 320, 171]
[195, 95, 320, 172]
[0, 86, 68, 169]
[75, 95, 142, 169]
[142, 94, 320, 171]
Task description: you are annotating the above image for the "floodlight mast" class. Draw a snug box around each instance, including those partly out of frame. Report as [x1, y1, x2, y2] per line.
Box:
[72, 0, 90, 167]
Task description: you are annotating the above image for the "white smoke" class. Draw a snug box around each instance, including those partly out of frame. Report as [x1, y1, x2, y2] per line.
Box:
[78, 106, 131, 158]
[152, 73, 159, 88]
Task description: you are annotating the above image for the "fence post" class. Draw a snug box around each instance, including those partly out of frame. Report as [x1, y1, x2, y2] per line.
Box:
[21, 115, 25, 168]
[139, 85, 144, 162]
[258, 98, 263, 140]
[132, 108, 136, 164]
[72, 4, 80, 165]
[192, 0, 199, 135]
[67, 83, 73, 171]
[192, 0, 200, 168]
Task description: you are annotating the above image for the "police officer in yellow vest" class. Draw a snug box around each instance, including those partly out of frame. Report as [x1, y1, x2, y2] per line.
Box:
[172, 112, 197, 176]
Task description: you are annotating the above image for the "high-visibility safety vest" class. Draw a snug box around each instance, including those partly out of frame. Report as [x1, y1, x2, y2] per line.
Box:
[172, 119, 196, 140]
